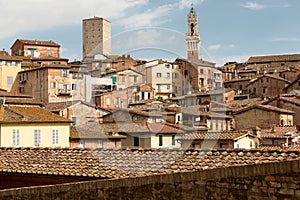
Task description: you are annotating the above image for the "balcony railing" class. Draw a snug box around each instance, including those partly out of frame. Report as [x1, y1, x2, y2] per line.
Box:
[57, 89, 72, 96]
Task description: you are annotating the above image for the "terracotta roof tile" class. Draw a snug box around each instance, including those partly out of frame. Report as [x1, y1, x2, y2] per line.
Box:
[70, 124, 126, 139]
[247, 54, 300, 63]
[98, 122, 183, 134]
[260, 126, 298, 139]
[234, 104, 295, 115]
[0, 106, 71, 123]
[14, 39, 60, 47]
[45, 101, 77, 112]
[179, 131, 250, 140]
[0, 148, 299, 179]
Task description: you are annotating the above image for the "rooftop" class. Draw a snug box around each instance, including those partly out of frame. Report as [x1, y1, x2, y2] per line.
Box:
[260, 126, 298, 139]
[12, 39, 60, 48]
[0, 148, 299, 179]
[247, 54, 300, 64]
[179, 131, 251, 140]
[0, 106, 71, 123]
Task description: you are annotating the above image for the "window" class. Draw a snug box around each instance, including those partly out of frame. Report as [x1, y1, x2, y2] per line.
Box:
[36, 71, 39, 78]
[12, 129, 20, 146]
[48, 48, 52, 56]
[134, 136, 139, 147]
[172, 135, 176, 146]
[60, 84, 68, 93]
[157, 85, 161, 92]
[52, 130, 59, 145]
[72, 84, 77, 90]
[106, 98, 110, 106]
[72, 116, 77, 126]
[50, 82, 56, 89]
[11, 61, 16, 66]
[121, 61, 125, 66]
[200, 69, 204, 74]
[253, 88, 256, 93]
[166, 72, 170, 78]
[266, 78, 269, 83]
[159, 135, 163, 146]
[34, 130, 41, 146]
[79, 140, 84, 148]
[7, 76, 13, 88]
[1, 61, 6, 65]
[98, 140, 103, 148]
[61, 69, 68, 77]
[121, 75, 125, 82]
[156, 73, 162, 78]
[18, 87, 25, 93]
[133, 76, 137, 83]
[173, 73, 179, 79]
[261, 79, 263, 83]
[220, 142, 229, 148]
[263, 87, 267, 94]
[167, 84, 171, 90]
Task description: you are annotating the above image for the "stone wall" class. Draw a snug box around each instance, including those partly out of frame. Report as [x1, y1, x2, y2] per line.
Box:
[1, 159, 300, 200]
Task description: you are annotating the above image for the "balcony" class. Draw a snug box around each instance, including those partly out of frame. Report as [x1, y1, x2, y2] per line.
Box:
[57, 89, 72, 96]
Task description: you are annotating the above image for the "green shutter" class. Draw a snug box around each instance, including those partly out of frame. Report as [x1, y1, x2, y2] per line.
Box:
[111, 75, 117, 84]
[72, 116, 77, 126]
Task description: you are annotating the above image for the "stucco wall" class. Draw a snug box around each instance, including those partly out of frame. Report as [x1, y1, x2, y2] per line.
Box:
[0, 123, 70, 148]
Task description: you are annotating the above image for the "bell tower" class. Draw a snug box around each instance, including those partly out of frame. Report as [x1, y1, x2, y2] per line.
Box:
[186, 6, 200, 61]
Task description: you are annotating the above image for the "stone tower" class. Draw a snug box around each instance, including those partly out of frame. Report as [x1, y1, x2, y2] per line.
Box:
[82, 17, 111, 59]
[186, 6, 200, 61]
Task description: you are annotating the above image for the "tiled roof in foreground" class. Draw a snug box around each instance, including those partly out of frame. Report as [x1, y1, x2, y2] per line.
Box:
[0, 148, 299, 179]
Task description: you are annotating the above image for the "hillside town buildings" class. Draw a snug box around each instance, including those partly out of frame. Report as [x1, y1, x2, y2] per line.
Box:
[2, 6, 300, 199]
[0, 5, 298, 152]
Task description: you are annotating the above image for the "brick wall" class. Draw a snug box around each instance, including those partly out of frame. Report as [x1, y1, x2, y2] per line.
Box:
[1, 159, 300, 199]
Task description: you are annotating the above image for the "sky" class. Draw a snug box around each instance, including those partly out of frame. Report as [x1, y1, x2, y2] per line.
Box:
[0, 0, 299, 66]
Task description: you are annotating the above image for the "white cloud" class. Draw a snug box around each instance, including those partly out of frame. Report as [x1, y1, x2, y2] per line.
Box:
[241, 2, 290, 11]
[228, 44, 236, 48]
[241, 2, 265, 10]
[0, 0, 148, 40]
[179, 0, 205, 9]
[272, 37, 300, 42]
[117, 4, 176, 28]
[112, 27, 186, 57]
[208, 44, 222, 51]
[127, 29, 162, 48]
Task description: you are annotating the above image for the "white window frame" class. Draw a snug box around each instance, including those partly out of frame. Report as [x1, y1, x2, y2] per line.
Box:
[61, 69, 68, 77]
[98, 140, 103, 148]
[34, 129, 41, 146]
[12, 129, 20, 146]
[7, 76, 13, 88]
[106, 98, 111, 106]
[52, 130, 59, 145]
[79, 140, 84, 148]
